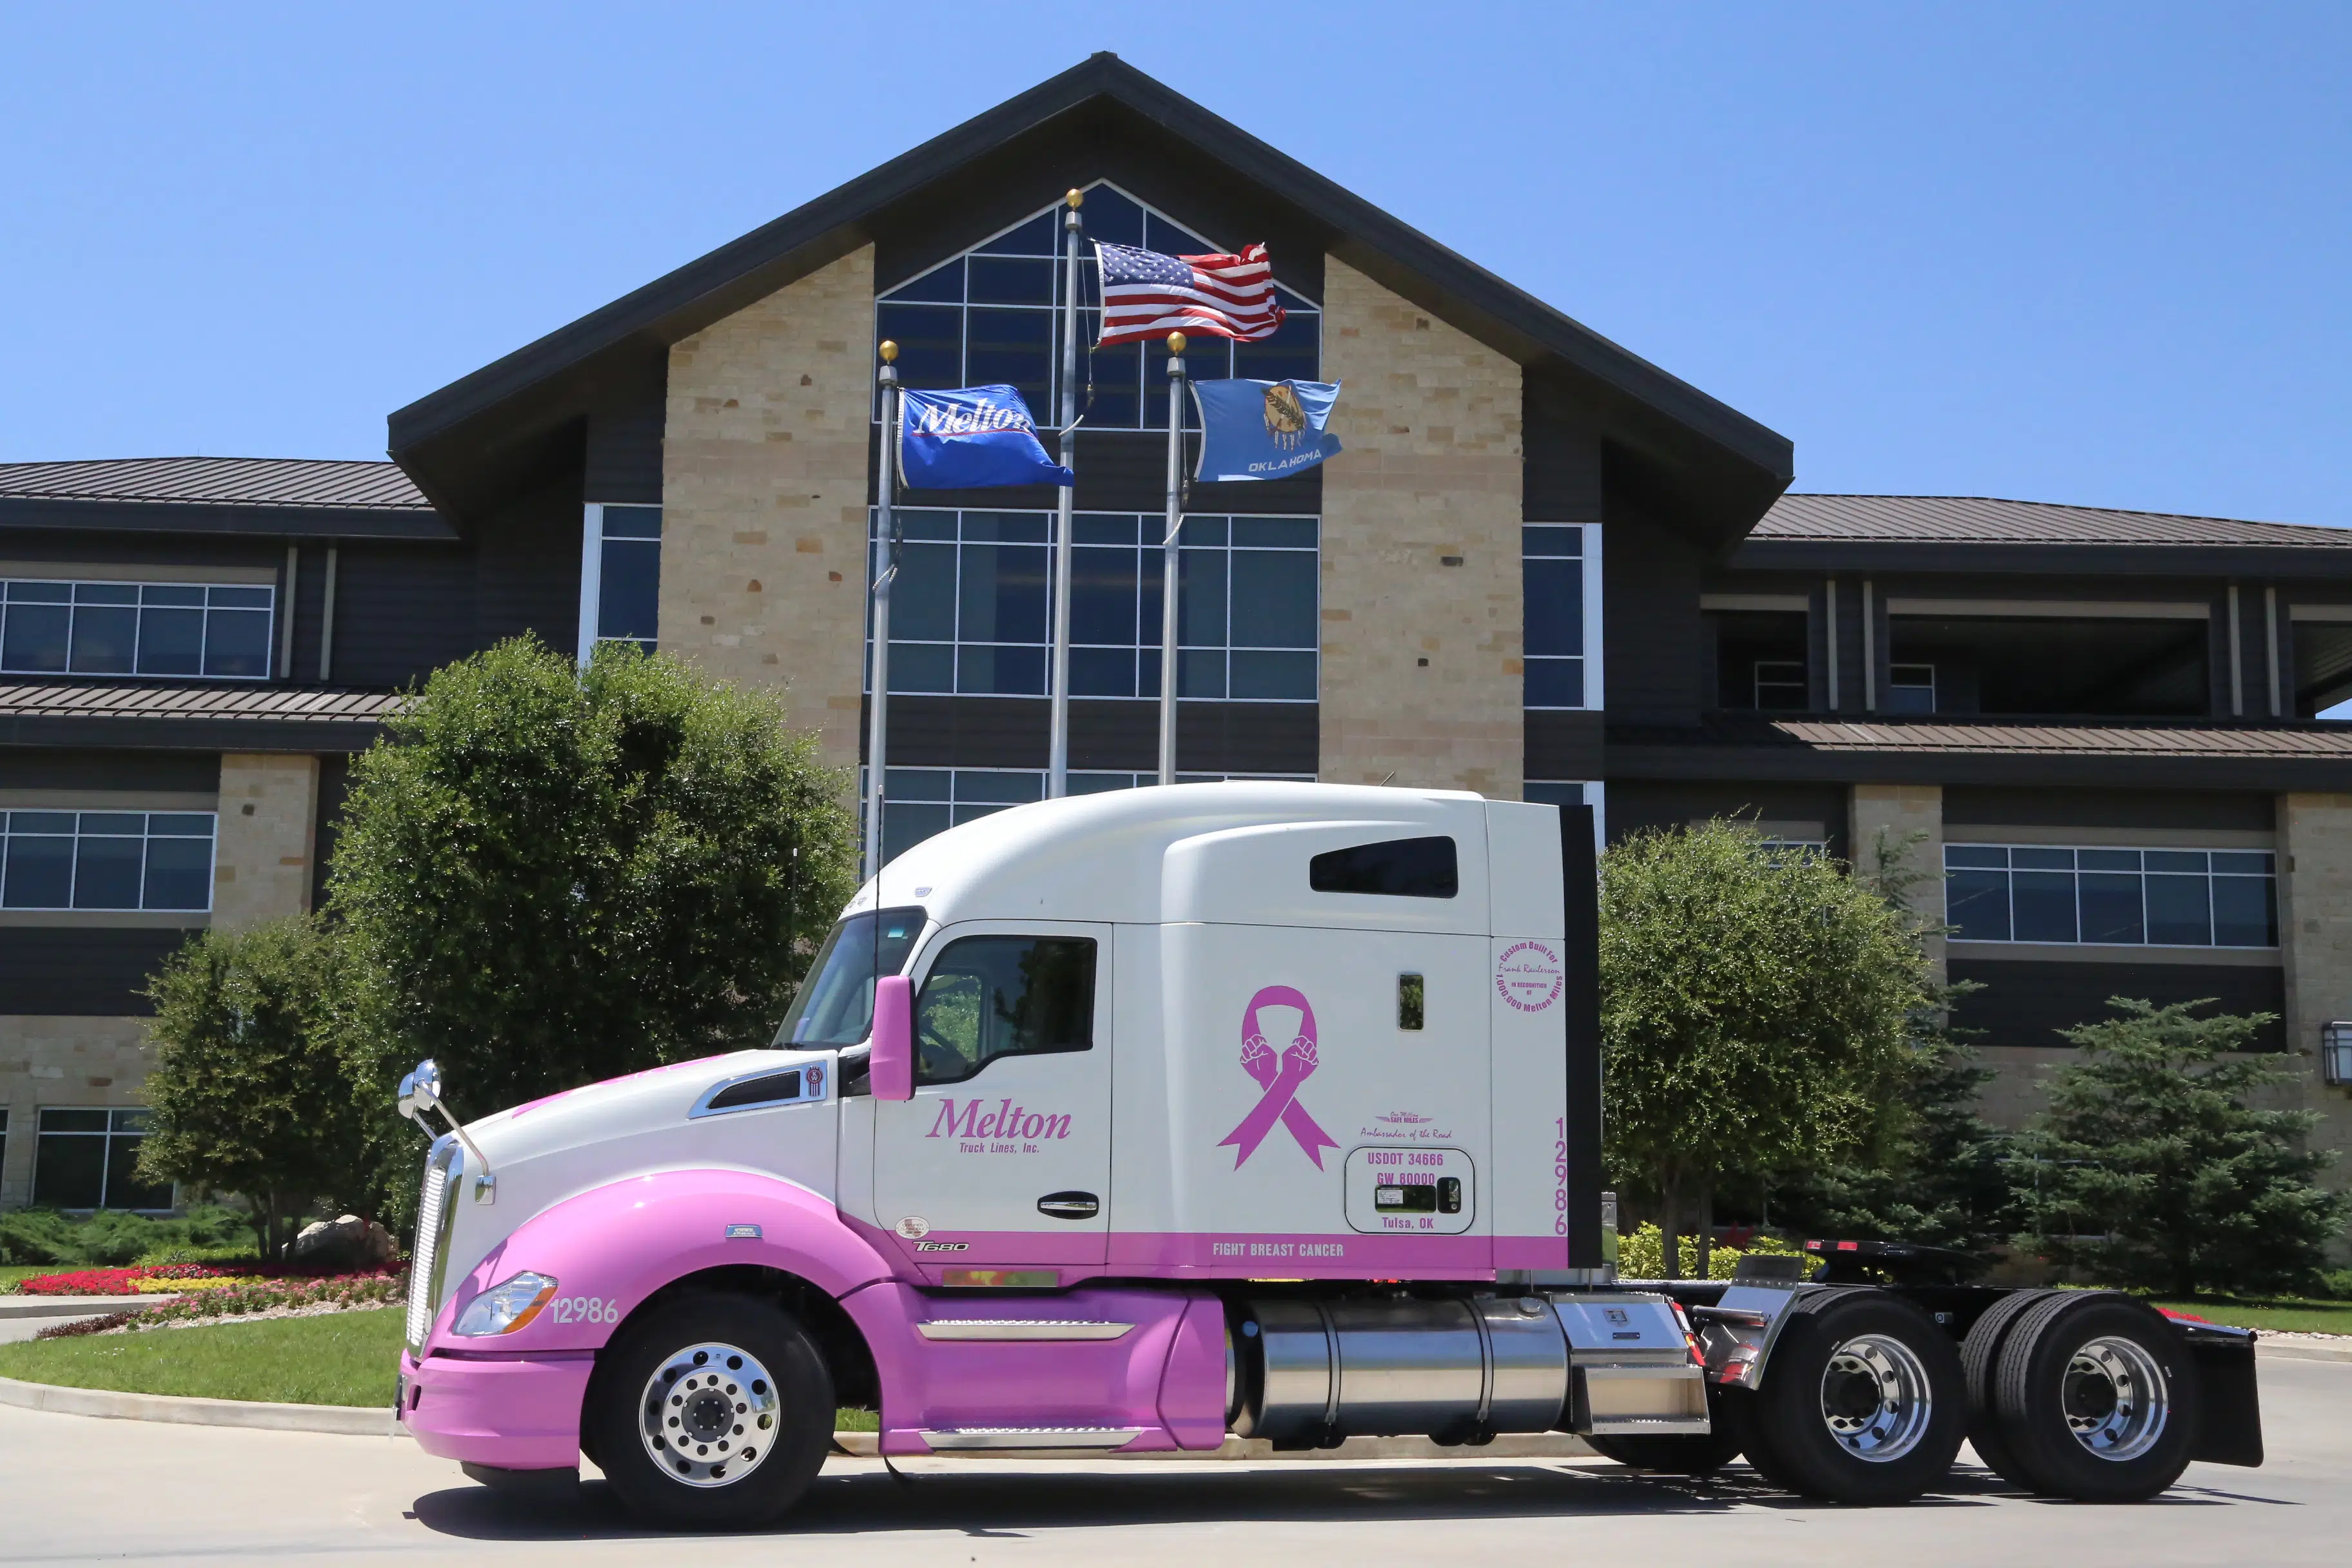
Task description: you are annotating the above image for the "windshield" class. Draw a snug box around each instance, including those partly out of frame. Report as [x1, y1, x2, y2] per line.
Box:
[774, 907, 925, 1047]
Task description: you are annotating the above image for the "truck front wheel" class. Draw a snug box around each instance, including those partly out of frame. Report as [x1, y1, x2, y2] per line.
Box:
[1740, 1290, 1966, 1505]
[591, 1292, 836, 1529]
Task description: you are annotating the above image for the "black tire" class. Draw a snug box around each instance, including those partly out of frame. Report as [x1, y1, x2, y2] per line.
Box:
[1585, 1428, 1743, 1476]
[1716, 1383, 1805, 1491]
[1992, 1291, 2199, 1502]
[1959, 1288, 2056, 1489]
[1745, 1289, 1967, 1505]
[591, 1292, 836, 1530]
[1585, 1376, 1745, 1476]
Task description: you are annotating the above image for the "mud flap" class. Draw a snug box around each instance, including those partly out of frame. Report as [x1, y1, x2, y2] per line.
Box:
[2184, 1328, 2262, 1468]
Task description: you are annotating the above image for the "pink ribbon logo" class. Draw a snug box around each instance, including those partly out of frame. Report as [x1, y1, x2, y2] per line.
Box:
[1219, 985, 1340, 1170]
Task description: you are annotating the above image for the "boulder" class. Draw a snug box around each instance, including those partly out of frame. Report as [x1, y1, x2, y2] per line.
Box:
[286, 1214, 397, 1269]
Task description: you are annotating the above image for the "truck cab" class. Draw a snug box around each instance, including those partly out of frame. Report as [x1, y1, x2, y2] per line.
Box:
[393, 781, 2255, 1526]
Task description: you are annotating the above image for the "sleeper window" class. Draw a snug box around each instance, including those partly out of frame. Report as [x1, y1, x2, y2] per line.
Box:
[914, 936, 1096, 1085]
[1309, 836, 1459, 899]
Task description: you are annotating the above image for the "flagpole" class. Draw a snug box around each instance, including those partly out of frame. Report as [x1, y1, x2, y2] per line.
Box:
[1157, 333, 1188, 787]
[863, 340, 900, 883]
[1046, 188, 1084, 798]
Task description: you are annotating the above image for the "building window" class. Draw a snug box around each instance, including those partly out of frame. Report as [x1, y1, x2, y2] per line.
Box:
[1524, 525, 1602, 710]
[868, 765, 1312, 865]
[1887, 663, 1936, 714]
[1754, 660, 1807, 710]
[1, 810, 215, 911]
[867, 510, 1317, 701]
[1525, 779, 1607, 849]
[575, 504, 663, 662]
[1945, 845, 2278, 948]
[876, 182, 1320, 431]
[33, 1108, 172, 1211]
[1, 579, 274, 680]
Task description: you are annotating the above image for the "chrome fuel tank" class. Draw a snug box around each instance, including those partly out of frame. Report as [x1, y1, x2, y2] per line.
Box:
[1231, 1295, 1571, 1446]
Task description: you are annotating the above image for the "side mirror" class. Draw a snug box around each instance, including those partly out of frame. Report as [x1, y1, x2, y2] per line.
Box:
[397, 1072, 419, 1121]
[870, 976, 914, 1102]
[410, 1059, 442, 1115]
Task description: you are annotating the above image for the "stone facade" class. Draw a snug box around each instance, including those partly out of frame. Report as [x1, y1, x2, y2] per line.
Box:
[2277, 794, 2352, 1215]
[1316, 257, 1524, 797]
[660, 247, 877, 776]
[1849, 783, 1945, 976]
[210, 752, 319, 930]
[0, 1015, 155, 1209]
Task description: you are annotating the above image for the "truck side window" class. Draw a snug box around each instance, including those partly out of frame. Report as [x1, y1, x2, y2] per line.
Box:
[912, 936, 1095, 1086]
[1309, 836, 1458, 898]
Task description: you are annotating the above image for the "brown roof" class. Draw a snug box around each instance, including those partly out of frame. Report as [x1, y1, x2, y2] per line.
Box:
[0, 683, 406, 725]
[1756, 494, 2351, 550]
[1769, 718, 2352, 760]
[0, 458, 429, 511]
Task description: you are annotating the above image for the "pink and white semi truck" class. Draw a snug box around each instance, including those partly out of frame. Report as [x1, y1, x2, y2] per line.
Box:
[391, 782, 2262, 1526]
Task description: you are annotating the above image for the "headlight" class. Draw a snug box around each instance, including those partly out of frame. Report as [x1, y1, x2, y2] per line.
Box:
[453, 1272, 557, 1337]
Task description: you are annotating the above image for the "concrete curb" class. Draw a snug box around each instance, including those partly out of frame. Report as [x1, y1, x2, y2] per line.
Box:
[2256, 1339, 2352, 1366]
[0, 1296, 182, 1321]
[0, 1375, 392, 1435]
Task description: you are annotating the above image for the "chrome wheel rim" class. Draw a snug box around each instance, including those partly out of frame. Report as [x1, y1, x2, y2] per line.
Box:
[1818, 1333, 1934, 1463]
[638, 1341, 779, 1487]
[2063, 1335, 2169, 1462]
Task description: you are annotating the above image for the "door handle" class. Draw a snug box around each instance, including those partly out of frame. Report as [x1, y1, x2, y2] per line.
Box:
[1037, 1191, 1099, 1220]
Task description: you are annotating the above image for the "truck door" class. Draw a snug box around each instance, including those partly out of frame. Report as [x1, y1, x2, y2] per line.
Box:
[872, 921, 1112, 1273]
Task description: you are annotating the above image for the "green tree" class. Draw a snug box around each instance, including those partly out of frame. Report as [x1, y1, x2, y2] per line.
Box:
[135, 917, 375, 1257]
[1767, 827, 2019, 1252]
[1600, 821, 1933, 1276]
[329, 636, 858, 1124]
[1766, 1034, 2018, 1251]
[2015, 997, 2348, 1297]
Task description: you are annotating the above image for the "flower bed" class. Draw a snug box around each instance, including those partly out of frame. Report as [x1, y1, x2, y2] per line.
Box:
[35, 1269, 409, 1339]
[14, 1260, 404, 1298]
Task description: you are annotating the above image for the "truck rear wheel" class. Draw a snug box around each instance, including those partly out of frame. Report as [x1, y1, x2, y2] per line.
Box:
[1991, 1292, 2197, 1502]
[1740, 1290, 1965, 1505]
[1959, 1288, 2055, 1488]
[591, 1292, 835, 1529]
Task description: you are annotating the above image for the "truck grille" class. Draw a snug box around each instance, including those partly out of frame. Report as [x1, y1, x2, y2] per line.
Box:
[404, 1142, 460, 1351]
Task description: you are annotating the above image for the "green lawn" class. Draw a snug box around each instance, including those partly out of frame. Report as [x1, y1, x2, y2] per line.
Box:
[2153, 1297, 2352, 1336]
[0, 1308, 404, 1406]
[0, 1265, 51, 1292]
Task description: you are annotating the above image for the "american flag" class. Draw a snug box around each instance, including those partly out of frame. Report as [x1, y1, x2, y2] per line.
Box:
[1095, 240, 1286, 346]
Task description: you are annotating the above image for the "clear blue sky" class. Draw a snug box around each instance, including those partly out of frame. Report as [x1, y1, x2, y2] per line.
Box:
[3, 4, 2344, 527]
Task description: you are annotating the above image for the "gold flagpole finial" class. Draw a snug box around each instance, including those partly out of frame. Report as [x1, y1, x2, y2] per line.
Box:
[878, 340, 898, 364]
[1066, 188, 1084, 208]
[1166, 331, 1187, 356]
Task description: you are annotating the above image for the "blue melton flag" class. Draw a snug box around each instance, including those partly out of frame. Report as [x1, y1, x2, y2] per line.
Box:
[1190, 378, 1344, 483]
[897, 385, 1073, 489]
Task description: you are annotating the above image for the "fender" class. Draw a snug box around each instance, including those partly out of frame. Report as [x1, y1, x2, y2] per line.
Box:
[424, 1168, 898, 1355]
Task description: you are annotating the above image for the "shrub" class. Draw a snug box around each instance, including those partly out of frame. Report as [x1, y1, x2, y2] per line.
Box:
[1601, 821, 1934, 1275]
[1615, 1222, 1808, 1281]
[2016, 997, 2350, 1297]
[137, 917, 377, 1257]
[0, 1206, 251, 1269]
[329, 638, 858, 1134]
